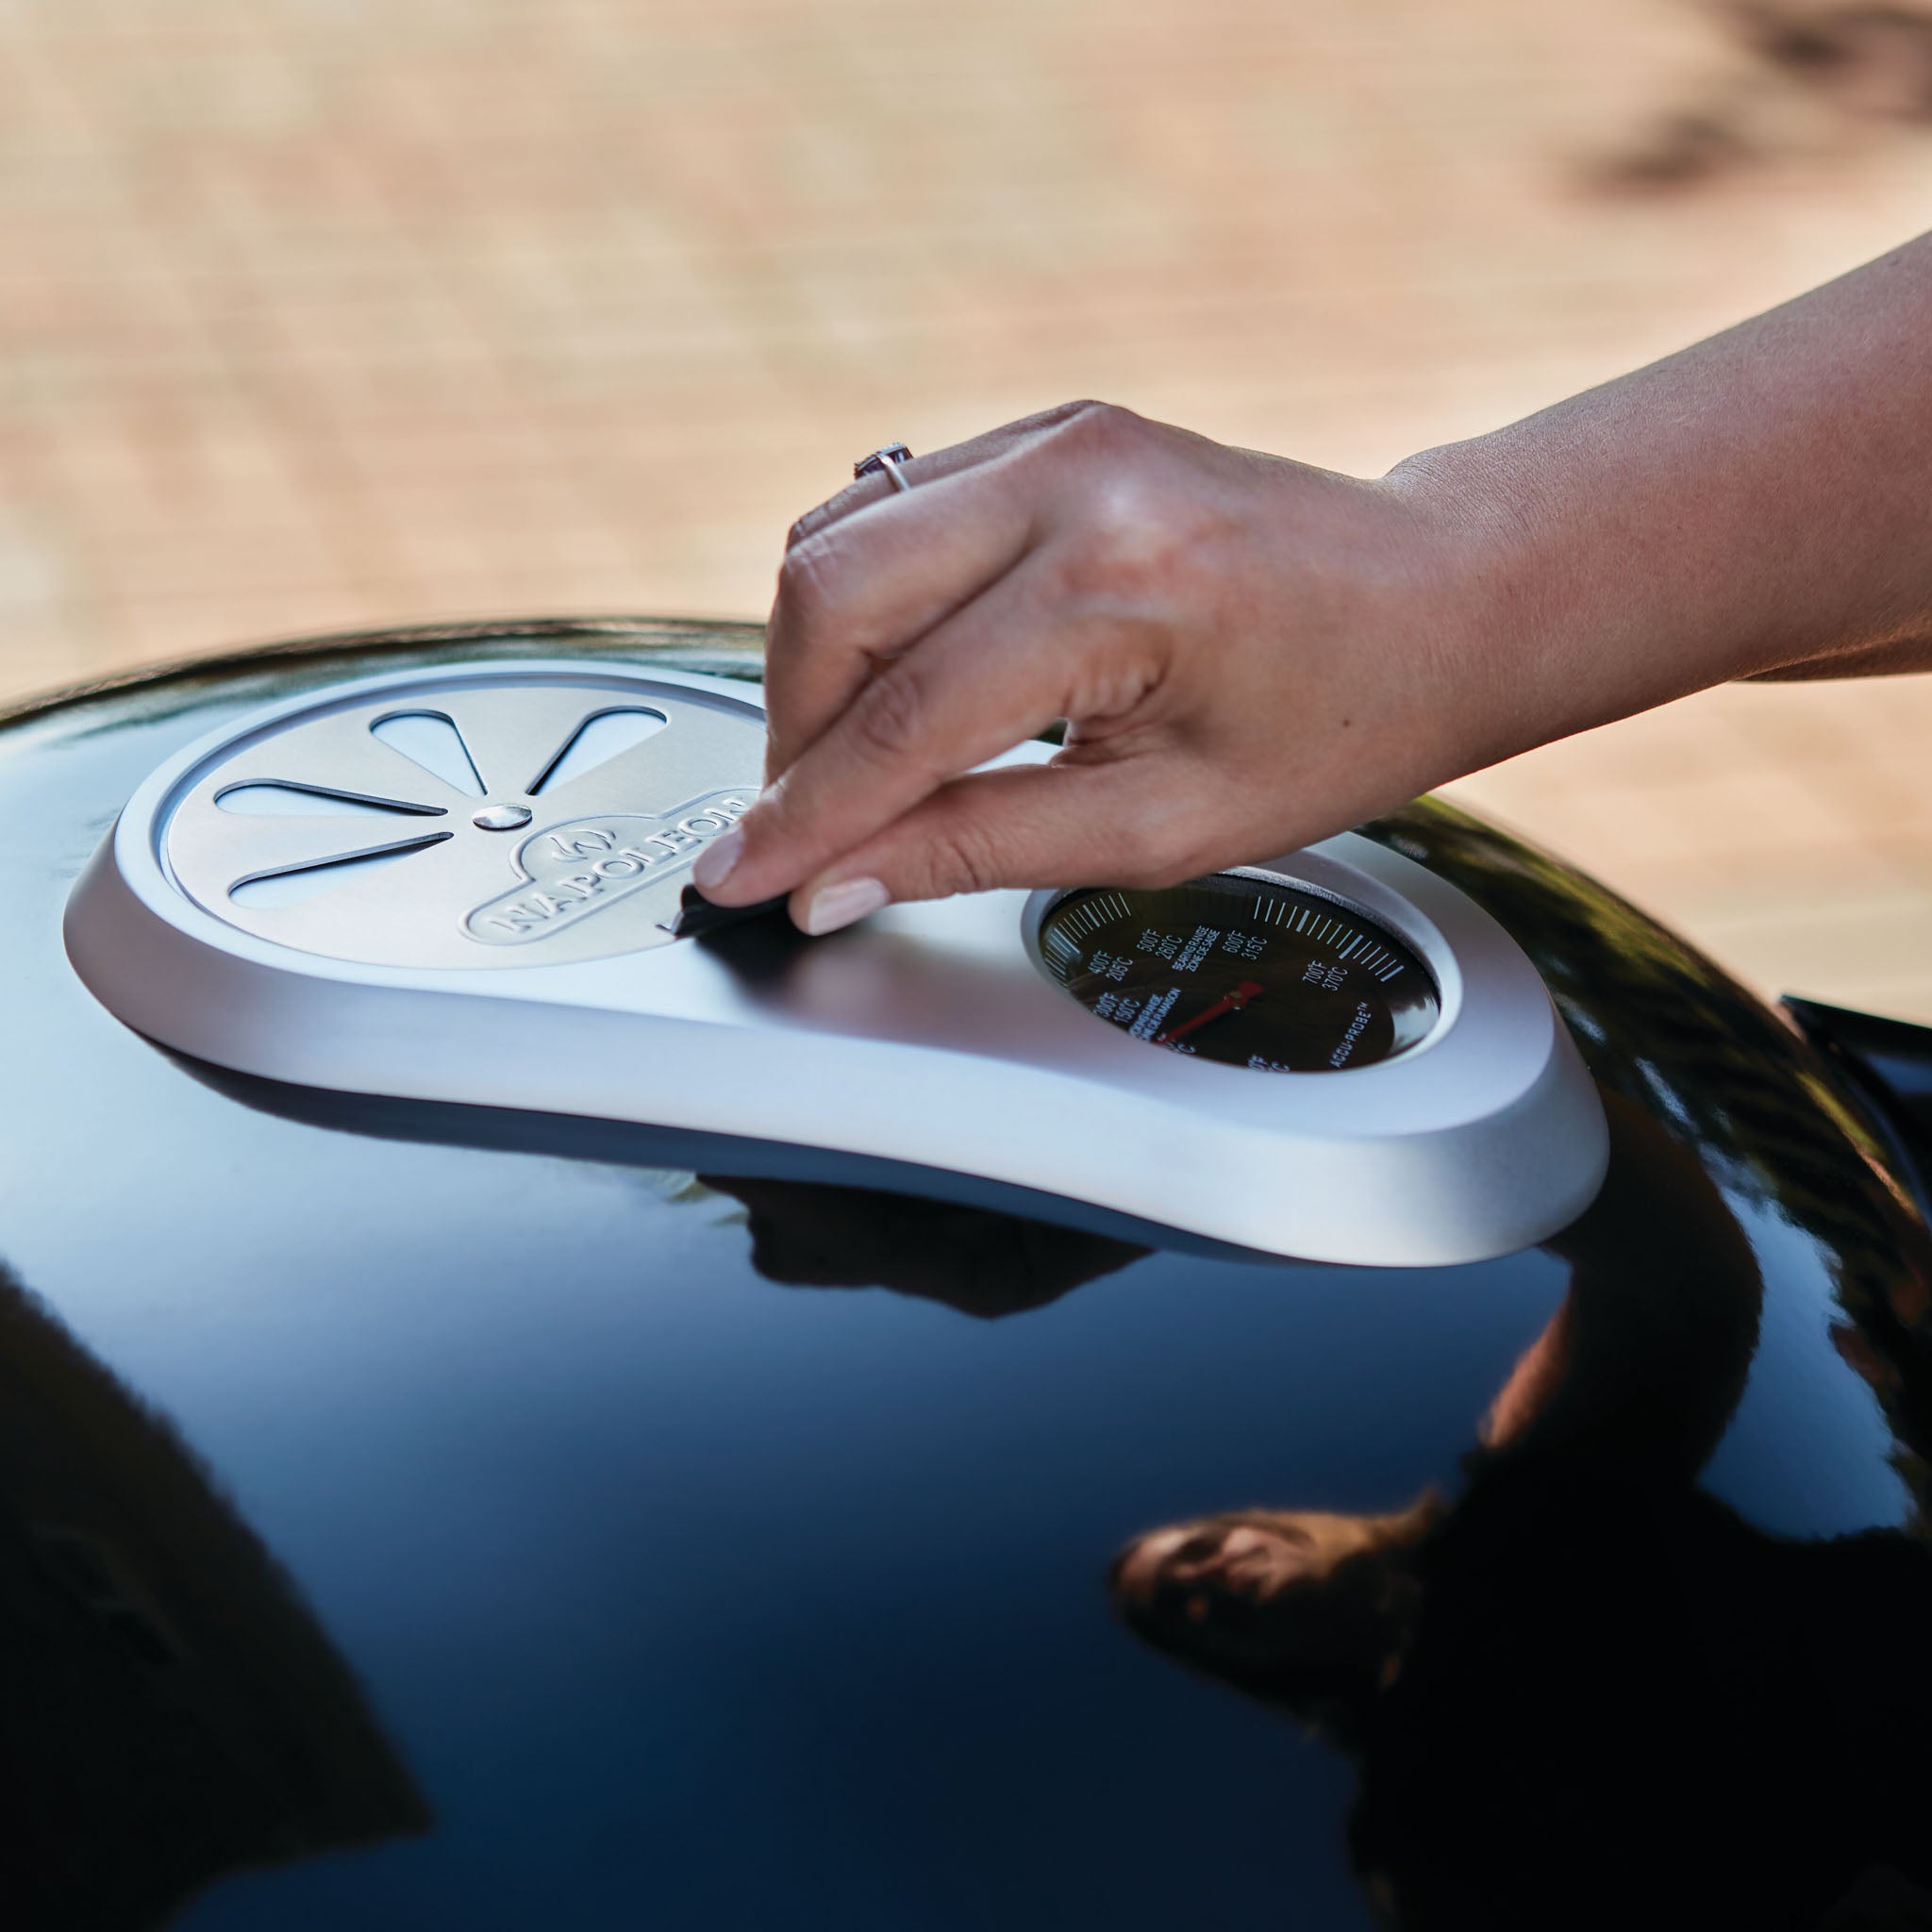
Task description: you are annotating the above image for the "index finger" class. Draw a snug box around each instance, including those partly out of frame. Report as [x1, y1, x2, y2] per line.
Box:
[709, 551, 1090, 906]
[765, 455, 1041, 778]
[764, 402, 1110, 776]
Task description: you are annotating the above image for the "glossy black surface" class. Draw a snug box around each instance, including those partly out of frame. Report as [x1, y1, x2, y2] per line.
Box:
[8, 622, 1932, 1930]
[1787, 994, 1932, 1222]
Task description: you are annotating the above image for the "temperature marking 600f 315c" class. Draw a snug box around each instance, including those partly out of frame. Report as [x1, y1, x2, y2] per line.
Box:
[1258, 891, 1409, 983]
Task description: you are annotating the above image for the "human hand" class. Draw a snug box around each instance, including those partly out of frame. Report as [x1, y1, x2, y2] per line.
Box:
[691, 401, 1499, 933]
[690, 240, 1932, 933]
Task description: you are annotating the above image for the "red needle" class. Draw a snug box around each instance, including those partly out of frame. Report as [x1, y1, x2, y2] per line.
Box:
[1155, 980, 1265, 1046]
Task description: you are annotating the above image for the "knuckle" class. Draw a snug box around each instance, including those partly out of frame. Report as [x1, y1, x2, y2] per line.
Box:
[1166, 813, 1236, 877]
[1119, 824, 1210, 890]
[784, 479, 871, 550]
[1117, 854, 1189, 891]
[919, 818, 1004, 899]
[1054, 502, 1179, 607]
[1153, 850, 1212, 889]
[1057, 398, 1141, 457]
[1061, 396, 1120, 427]
[735, 788, 790, 848]
[774, 534, 839, 623]
[847, 666, 929, 767]
[1057, 514, 1197, 620]
[1008, 398, 1110, 450]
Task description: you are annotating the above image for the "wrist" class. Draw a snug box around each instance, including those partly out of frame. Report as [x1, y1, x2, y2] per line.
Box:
[1371, 438, 1561, 777]
[1380, 425, 1774, 762]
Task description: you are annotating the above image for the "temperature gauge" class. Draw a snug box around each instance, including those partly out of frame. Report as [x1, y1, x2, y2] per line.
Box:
[1037, 874, 1439, 1073]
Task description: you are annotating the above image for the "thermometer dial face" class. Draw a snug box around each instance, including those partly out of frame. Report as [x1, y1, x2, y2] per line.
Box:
[1037, 874, 1440, 1074]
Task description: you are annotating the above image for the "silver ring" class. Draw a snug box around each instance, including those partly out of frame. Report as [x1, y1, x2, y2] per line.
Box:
[855, 442, 914, 493]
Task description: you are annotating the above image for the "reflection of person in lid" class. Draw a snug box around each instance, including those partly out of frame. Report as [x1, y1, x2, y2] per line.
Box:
[701, 1175, 1146, 1320]
[0, 1264, 425, 1931]
[1111, 1091, 1932, 1931]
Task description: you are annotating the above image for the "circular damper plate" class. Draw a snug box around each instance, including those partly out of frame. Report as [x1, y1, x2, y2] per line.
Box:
[159, 667, 765, 970]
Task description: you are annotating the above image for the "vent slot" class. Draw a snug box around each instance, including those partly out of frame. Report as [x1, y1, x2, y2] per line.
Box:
[529, 708, 669, 794]
[215, 783, 441, 820]
[229, 835, 452, 910]
[372, 712, 485, 797]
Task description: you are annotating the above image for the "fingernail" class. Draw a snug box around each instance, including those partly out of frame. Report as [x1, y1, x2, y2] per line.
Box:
[802, 875, 891, 936]
[691, 826, 743, 894]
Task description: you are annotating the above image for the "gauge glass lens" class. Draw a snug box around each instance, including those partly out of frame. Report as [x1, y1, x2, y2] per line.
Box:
[1038, 874, 1439, 1073]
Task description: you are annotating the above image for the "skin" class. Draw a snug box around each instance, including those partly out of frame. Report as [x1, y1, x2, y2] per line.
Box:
[1114, 1522, 1315, 1610]
[691, 235, 1932, 934]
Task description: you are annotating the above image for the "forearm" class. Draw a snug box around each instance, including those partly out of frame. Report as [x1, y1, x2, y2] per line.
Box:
[1391, 234, 1932, 758]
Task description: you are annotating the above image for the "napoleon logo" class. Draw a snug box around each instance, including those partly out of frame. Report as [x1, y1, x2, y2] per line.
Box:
[466, 790, 754, 943]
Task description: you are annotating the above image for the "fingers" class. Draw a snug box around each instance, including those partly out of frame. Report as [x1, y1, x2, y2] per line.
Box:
[719, 398, 1230, 929]
[763, 400, 1120, 777]
[784, 400, 1107, 550]
[717, 550, 1116, 905]
[782, 758, 1217, 935]
[764, 455, 1042, 778]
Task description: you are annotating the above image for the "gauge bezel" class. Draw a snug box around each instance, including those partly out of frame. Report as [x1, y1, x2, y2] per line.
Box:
[1023, 858, 1456, 1073]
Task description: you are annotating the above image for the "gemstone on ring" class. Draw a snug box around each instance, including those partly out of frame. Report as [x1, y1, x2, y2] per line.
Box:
[854, 443, 915, 490]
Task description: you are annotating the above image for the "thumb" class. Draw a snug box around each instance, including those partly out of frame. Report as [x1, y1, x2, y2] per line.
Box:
[785, 756, 1219, 934]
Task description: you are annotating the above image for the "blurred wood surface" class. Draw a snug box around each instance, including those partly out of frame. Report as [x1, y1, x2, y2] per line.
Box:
[3, 0, 1930, 1014]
